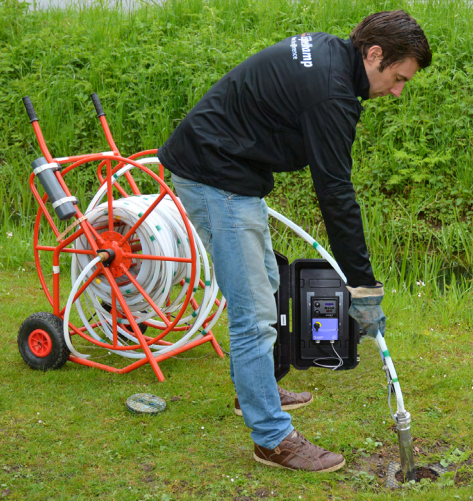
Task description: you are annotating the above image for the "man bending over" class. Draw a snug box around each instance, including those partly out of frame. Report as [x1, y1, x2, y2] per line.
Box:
[158, 10, 431, 472]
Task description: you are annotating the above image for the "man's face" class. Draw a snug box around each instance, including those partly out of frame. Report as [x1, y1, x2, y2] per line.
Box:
[363, 46, 419, 99]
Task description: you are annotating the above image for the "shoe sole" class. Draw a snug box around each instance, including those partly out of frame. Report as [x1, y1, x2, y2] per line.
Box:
[234, 394, 314, 417]
[253, 453, 346, 473]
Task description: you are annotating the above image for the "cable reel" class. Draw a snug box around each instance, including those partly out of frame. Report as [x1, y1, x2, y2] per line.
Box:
[18, 95, 226, 382]
[66, 159, 226, 361]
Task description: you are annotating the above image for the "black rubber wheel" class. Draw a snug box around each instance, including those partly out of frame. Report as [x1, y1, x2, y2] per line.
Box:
[18, 312, 70, 370]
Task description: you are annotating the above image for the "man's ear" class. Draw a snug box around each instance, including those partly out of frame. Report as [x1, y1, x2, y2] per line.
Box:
[365, 45, 383, 65]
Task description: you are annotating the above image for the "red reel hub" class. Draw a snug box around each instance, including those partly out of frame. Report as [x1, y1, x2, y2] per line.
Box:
[98, 230, 132, 278]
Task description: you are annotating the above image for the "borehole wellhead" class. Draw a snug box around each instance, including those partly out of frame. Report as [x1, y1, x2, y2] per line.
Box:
[395, 410, 416, 481]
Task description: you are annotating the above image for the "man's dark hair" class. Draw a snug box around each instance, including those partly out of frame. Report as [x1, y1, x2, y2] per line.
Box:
[350, 10, 432, 71]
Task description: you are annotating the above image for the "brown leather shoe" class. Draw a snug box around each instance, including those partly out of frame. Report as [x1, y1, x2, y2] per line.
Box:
[254, 429, 345, 472]
[234, 385, 313, 416]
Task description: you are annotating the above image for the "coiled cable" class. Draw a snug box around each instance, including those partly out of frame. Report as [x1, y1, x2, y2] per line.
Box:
[63, 158, 226, 360]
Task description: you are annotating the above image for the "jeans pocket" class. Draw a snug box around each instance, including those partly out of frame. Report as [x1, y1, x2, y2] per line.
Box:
[190, 219, 212, 246]
[171, 175, 212, 246]
[171, 173, 202, 189]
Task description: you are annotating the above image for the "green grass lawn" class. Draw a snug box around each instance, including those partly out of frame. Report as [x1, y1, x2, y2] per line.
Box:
[1, 269, 472, 500]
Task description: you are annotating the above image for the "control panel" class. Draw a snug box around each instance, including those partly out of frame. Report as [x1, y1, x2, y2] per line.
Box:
[311, 297, 339, 341]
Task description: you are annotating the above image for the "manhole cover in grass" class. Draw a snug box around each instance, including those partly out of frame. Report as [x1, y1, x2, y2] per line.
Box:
[126, 393, 166, 414]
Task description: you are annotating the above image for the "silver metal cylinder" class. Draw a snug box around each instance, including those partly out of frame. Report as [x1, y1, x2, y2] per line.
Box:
[395, 411, 416, 481]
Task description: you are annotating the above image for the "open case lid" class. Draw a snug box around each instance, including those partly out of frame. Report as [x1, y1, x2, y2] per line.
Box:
[273, 251, 291, 382]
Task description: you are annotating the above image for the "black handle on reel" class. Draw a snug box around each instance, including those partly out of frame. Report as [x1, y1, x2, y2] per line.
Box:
[22, 96, 38, 123]
[91, 93, 106, 118]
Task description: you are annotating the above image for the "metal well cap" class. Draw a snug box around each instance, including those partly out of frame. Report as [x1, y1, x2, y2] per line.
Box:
[126, 393, 166, 414]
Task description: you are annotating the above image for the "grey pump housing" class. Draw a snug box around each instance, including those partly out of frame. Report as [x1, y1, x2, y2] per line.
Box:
[31, 157, 77, 221]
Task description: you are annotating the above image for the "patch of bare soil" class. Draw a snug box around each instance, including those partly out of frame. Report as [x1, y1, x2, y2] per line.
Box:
[395, 466, 438, 483]
[351, 437, 440, 483]
[351, 445, 400, 480]
[254, 488, 272, 498]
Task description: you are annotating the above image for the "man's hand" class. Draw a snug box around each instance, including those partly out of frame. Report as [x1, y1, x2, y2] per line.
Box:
[346, 283, 386, 338]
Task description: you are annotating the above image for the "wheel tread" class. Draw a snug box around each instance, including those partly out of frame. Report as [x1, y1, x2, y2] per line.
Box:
[18, 312, 70, 370]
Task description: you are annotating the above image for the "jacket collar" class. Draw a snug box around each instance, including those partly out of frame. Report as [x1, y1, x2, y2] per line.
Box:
[352, 42, 370, 101]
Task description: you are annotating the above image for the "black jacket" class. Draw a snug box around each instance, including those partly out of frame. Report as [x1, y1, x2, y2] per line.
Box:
[159, 32, 376, 287]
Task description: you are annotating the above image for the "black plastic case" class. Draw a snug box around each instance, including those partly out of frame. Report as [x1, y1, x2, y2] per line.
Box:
[274, 251, 360, 381]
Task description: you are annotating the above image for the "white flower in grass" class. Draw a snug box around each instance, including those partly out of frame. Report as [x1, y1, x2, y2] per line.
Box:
[6, 232, 12, 238]
[392, 289, 396, 293]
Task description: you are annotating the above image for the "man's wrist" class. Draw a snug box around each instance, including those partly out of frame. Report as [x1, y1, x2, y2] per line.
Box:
[346, 282, 384, 298]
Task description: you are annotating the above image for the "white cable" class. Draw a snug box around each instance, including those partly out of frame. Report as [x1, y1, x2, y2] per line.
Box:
[63, 256, 101, 358]
[268, 207, 346, 282]
[312, 341, 344, 370]
[63, 158, 226, 360]
[376, 331, 405, 413]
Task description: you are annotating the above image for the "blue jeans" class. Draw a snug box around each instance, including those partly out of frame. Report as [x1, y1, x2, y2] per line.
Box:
[172, 173, 293, 449]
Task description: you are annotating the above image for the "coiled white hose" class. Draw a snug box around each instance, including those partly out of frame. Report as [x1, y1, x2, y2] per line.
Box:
[63, 158, 226, 360]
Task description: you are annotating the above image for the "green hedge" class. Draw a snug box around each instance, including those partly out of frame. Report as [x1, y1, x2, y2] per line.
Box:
[1, 0, 473, 270]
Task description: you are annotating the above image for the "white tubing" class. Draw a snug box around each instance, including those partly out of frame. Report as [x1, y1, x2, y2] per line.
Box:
[267, 207, 347, 282]
[376, 331, 405, 413]
[63, 256, 101, 358]
[63, 158, 226, 360]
